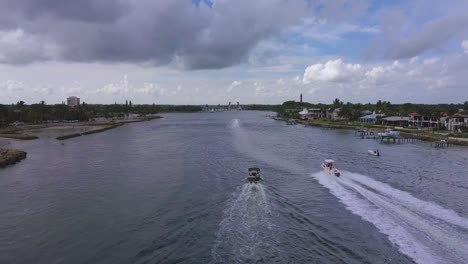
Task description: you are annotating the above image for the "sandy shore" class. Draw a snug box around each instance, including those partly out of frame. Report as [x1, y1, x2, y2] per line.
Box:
[0, 116, 162, 141]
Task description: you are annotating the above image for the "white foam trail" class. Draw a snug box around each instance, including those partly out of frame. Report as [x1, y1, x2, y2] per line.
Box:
[230, 118, 302, 174]
[230, 119, 240, 129]
[211, 183, 279, 263]
[312, 171, 468, 264]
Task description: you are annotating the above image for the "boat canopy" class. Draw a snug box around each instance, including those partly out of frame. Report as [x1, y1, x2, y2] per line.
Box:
[248, 167, 260, 171]
[324, 159, 335, 164]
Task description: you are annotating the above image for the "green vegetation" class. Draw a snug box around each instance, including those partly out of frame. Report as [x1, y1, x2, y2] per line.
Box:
[242, 104, 279, 112]
[276, 99, 468, 120]
[0, 101, 201, 126]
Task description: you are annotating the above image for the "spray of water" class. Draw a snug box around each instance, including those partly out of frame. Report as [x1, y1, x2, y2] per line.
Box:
[211, 183, 280, 263]
[230, 119, 240, 129]
[312, 171, 468, 264]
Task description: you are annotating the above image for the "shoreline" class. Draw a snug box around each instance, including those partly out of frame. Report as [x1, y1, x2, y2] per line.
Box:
[0, 116, 162, 168]
[56, 123, 124, 140]
[55, 116, 162, 141]
[0, 134, 39, 140]
[0, 116, 163, 141]
[274, 117, 468, 146]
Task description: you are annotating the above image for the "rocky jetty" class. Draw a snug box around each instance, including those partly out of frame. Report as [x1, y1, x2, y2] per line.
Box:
[56, 123, 124, 140]
[0, 134, 38, 140]
[0, 149, 27, 168]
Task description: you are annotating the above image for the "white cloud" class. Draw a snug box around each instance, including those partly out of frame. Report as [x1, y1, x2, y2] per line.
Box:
[136, 83, 159, 95]
[296, 19, 379, 42]
[410, 56, 419, 64]
[0, 80, 25, 93]
[462, 40, 468, 54]
[423, 57, 440, 65]
[32, 87, 52, 95]
[227, 81, 242, 93]
[373, 3, 468, 59]
[87, 75, 130, 95]
[365, 66, 386, 79]
[303, 59, 362, 83]
[0, 29, 59, 64]
[300, 56, 468, 103]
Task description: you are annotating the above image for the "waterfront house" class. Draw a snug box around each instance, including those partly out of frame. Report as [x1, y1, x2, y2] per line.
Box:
[327, 108, 346, 121]
[359, 112, 386, 123]
[408, 112, 441, 129]
[382, 116, 410, 127]
[361, 110, 372, 116]
[285, 108, 302, 113]
[445, 111, 468, 132]
[299, 108, 324, 120]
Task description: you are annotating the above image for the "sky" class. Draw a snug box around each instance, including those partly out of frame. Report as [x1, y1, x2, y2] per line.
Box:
[1, 0, 467, 105]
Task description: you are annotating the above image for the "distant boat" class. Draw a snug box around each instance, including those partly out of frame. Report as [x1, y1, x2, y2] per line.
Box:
[247, 167, 261, 183]
[368, 149, 380, 156]
[210, 109, 215, 113]
[378, 129, 400, 137]
[286, 119, 297, 125]
[321, 159, 341, 177]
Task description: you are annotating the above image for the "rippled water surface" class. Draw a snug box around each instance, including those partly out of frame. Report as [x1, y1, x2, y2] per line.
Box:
[1, 111, 467, 263]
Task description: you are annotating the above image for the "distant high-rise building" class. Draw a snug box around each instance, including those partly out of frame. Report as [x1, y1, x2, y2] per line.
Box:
[300, 93, 303, 103]
[67, 96, 80, 107]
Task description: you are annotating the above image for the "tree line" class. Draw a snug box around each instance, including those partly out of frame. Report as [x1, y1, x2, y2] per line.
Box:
[0, 101, 202, 125]
[277, 99, 468, 120]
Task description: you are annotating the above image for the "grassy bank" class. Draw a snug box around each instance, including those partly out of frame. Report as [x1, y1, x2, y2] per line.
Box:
[0, 127, 39, 140]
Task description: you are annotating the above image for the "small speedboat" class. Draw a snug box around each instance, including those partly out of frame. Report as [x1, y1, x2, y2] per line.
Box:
[286, 119, 297, 125]
[247, 167, 261, 183]
[368, 149, 380, 156]
[377, 129, 400, 137]
[321, 159, 341, 177]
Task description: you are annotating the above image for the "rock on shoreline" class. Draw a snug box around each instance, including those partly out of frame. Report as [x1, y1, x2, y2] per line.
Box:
[0, 149, 27, 168]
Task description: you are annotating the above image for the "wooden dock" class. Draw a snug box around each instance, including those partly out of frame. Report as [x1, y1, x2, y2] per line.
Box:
[355, 129, 422, 143]
[376, 135, 420, 143]
[431, 140, 450, 148]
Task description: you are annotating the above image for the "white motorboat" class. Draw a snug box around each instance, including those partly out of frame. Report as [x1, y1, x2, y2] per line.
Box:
[368, 149, 380, 156]
[286, 119, 297, 125]
[247, 167, 261, 183]
[377, 129, 400, 137]
[321, 159, 341, 177]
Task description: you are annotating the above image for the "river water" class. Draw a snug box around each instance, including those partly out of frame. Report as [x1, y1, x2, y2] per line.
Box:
[1, 111, 467, 264]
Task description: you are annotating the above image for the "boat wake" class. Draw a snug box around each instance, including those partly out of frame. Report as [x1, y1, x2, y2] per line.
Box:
[229, 118, 302, 175]
[211, 183, 281, 263]
[230, 119, 241, 129]
[312, 171, 468, 264]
